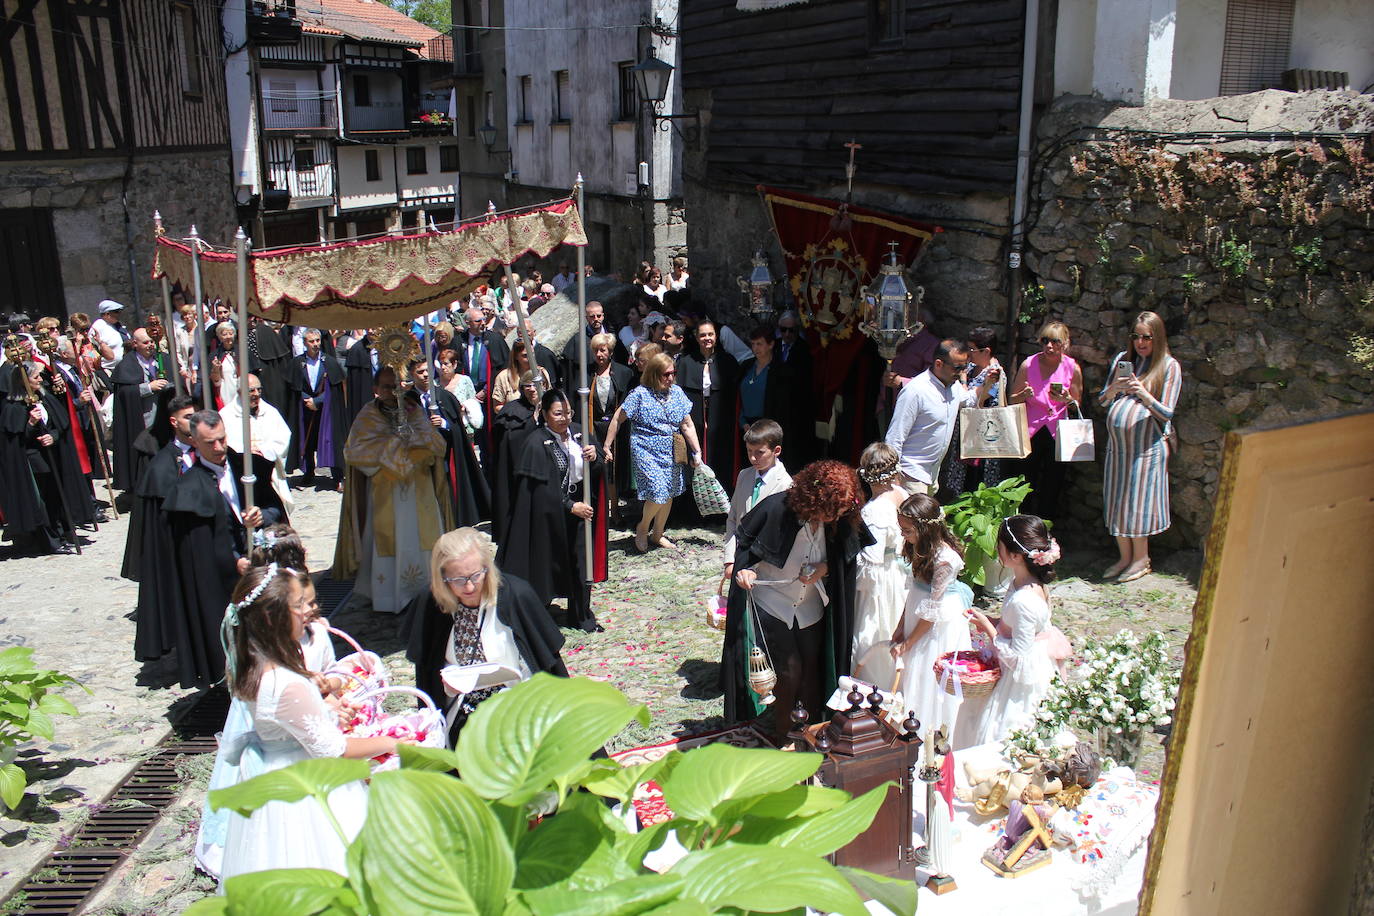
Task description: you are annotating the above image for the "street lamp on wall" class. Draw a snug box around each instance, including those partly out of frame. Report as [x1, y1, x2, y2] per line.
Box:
[631, 47, 699, 139]
[479, 119, 515, 182]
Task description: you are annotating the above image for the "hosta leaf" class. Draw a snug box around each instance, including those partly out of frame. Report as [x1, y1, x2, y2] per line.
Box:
[656, 744, 821, 827]
[838, 865, 917, 916]
[671, 845, 866, 915]
[219, 868, 351, 915]
[0, 761, 27, 809]
[209, 758, 369, 816]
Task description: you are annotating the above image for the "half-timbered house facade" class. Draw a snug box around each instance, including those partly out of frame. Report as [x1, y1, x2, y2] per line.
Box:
[0, 0, 237, 320]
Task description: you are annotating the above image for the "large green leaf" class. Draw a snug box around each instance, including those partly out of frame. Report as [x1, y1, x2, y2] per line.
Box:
[208, 758, 370, 816]
[736, 784, 849, 821]
[656, 744, 821, 827]
[24, 707, 53, 741]
[183, 900, 230, 915]
[580, 754, 679, 806]
[456, 674, 649, 806]
[838, 866, 918, 916]
[671, 846, 866, 915]
[514, 792, 632, 891]
[0, 761, 27, 809]
[35, 693, 79, 718]
[354, 769, 514, 915]
[730, 782, 891, 856]
[0, 647, 35, 676]
[219, 868, 353, 915]
[520, 873, 685, 916]
[636, 901, 711, 916]
[397, 743, 462, 773]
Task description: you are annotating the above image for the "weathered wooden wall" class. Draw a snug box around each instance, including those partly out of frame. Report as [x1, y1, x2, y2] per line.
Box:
[681, 0, 1026, 195]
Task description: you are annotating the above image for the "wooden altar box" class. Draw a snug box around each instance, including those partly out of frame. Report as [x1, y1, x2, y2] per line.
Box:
[794, 705, 923, 882]
[1141, 410, 1374, 915]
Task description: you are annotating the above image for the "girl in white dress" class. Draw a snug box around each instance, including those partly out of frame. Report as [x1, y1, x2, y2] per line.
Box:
[215, 564, 401, 884]
[851, 443, 913, 688]
[890, 493, 974, 739]
[968, 514, 1061, 746]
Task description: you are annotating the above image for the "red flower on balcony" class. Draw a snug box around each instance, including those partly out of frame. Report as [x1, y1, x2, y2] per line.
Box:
[418, 110, 452, 127]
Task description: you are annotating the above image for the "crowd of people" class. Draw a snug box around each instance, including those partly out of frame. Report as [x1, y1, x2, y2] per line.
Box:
[0, 266, 1185, 886]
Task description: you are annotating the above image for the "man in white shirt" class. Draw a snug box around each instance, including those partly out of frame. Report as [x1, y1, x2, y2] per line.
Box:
[90, 300, 128, 370]
[551, 262, 575, 294]
[884, 340, 997, 492]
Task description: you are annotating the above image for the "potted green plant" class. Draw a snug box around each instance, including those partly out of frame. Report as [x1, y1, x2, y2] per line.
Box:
[944, 475, 1033, 593]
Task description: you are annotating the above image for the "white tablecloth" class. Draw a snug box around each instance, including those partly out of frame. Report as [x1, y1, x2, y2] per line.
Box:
[868, 744, 1156, 916]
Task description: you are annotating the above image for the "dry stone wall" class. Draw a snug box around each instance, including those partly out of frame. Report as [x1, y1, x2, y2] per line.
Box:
[1024, 90, 1374, 546]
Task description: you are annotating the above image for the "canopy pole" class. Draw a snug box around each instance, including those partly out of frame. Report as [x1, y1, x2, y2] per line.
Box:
[575, 174, 593, 583]
[153, 212, 184, 395]
[190, 225, 211, 410]
[506, 264, 539, 398]
[235, 227, 257, 547]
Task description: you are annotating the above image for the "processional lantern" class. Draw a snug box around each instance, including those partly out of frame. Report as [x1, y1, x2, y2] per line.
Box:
[738, 249, 776, 323]
[862, 242, 919, 361]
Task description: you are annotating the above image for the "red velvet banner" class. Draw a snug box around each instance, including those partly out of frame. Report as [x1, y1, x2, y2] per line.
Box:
[759, 186, 940, 425]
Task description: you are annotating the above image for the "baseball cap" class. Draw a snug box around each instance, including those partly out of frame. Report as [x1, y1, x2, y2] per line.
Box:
[98, 299, 124, 314]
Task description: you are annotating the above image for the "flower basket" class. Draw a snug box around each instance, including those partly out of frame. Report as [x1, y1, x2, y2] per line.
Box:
[705, 574, 727, 630]
[348, 685, 446, 771]
[934, 650, 1001, 699]
[324, 626, 388, 699]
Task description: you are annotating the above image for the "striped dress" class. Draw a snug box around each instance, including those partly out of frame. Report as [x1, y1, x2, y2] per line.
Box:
[1099, 353, 1183, 537]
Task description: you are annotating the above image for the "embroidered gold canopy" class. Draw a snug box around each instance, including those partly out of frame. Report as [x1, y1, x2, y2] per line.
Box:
[151, 199, 586, 329]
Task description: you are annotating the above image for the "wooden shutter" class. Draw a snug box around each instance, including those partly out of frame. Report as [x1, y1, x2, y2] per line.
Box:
[1219, 0, 1294, 95]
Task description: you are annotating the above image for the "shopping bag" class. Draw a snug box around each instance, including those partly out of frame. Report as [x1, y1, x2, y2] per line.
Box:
[1055, 403, 1095, 462]
[959, 379, 1031, 460]
[691, 463, 731, 516]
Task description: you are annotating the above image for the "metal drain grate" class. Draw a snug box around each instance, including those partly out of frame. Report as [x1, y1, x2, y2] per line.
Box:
[3, 685, 229, 915]
[315, 577, 354, 617]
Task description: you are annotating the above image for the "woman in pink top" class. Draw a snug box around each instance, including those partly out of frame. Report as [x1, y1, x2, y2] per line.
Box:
[1009, 320, 1083, 520]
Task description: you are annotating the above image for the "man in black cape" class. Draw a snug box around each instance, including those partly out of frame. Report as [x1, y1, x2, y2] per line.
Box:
[250, 318, 293, 413]
[735, 326, 807, 482]
[285, 329, 347, 487]
[406, 357, 490, 526]
[162, 409, 285, 689]
[342, 330, 378, 432]
[560, 299, 627, 385]
[496, 391, 607, 633]
[0, 362, 96, 554]
[490, 373, 540, 543]
[127, 394, 196, 664]
[718, 479, 873, 743]
[402, 539, 569, 747]
[111, 329, 173, 492]
[120, 390, 183, 581]
[677, 317, 740, 478]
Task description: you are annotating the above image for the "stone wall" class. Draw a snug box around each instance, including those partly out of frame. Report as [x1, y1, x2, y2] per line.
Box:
[1024, 89, 1374, 545]
[0, 150, 237, 322]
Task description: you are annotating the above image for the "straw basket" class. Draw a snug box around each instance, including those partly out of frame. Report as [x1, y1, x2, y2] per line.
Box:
[934, 650, 1001, 699]
[324, 626, 389, 699]
[705, 574, 728, 630]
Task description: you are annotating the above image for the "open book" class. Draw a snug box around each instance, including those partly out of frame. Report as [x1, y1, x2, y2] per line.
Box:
[440, 662, 523, 695]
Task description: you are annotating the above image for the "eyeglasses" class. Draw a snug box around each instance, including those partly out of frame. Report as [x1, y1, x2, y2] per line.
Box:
[1040, 337, 1066, 345]
[443, 567, 488, 588]
[1130, 334, 1153, 341]
[663, 370, 677, 377]
[966, 344, 987, 352]
[247, 386, 263, 393]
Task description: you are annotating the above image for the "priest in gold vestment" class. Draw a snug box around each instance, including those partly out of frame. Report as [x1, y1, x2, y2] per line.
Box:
[332, 365, 453, 612]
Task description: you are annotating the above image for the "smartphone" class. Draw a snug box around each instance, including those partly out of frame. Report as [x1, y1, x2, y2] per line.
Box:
[1114, 361, 1134, 380]
[1049, 382, 1064, 396]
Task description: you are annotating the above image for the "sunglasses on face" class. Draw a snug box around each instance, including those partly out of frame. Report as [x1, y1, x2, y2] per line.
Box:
[1131, 334, 1153, 341]
[1040, 337, 1065, 345]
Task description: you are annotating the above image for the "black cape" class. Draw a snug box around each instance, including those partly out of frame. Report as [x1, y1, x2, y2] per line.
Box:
[285, 352, 348, 474]
[533, 342, 562, 392]
[454, 329, 511, 459]
[402, 575, 569, 746]
[342, 339, 377, 433]
[252, 322, 293, 413]
[561, 326, 628, 385]
[719, 492, 873, 725]
[0, 380, 96, 538]
[111, 352, 162, 492]
[678, 350, 740, 479]
[589, 362, 636, 494]
[431, 386, 491, 526]
[496, 424, 608, 626]
[490, 397, 537, 544]
[131, 442, 190, 661]
[735, 357, 807, 478]
[162, 450, 285, 688]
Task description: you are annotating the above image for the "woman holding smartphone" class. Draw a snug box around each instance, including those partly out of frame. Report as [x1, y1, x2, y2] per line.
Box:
[1008, 320, 1083, 520]
[1097, 311, 1183, 582]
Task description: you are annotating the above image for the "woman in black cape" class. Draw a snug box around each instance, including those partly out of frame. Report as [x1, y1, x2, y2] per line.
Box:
[404, 527, 569, 746]
[490, 371, 540, 543]
[496, 388, 609, 633]
[720, 459, 873, 743]
[588, 332, 636, 525]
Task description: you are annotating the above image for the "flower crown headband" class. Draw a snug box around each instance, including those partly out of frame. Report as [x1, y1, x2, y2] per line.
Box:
[220, 562, 280, 684]
[251, 529, 277, 550]
[1005, 527, 1061, 566]
[858, 456, 901, 485]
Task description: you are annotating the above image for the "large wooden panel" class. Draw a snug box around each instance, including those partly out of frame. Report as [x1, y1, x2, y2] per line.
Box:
[0, 207, 66, 318]
[1142, 410, 1374, 914]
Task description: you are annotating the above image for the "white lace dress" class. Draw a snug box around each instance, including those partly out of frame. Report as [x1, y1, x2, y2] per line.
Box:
[970, 583, 1055, 746]
[218, 666, 367, 883]
[851, 498, 909, 689]
[898, 545, 973, 739]
[196, 622, 337, 878]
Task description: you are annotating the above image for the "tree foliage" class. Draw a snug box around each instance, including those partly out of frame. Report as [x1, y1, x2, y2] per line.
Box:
[376, 0, 452, 33]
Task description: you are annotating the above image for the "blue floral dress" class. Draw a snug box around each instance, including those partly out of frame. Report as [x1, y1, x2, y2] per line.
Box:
[622, 384, 692, 502]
